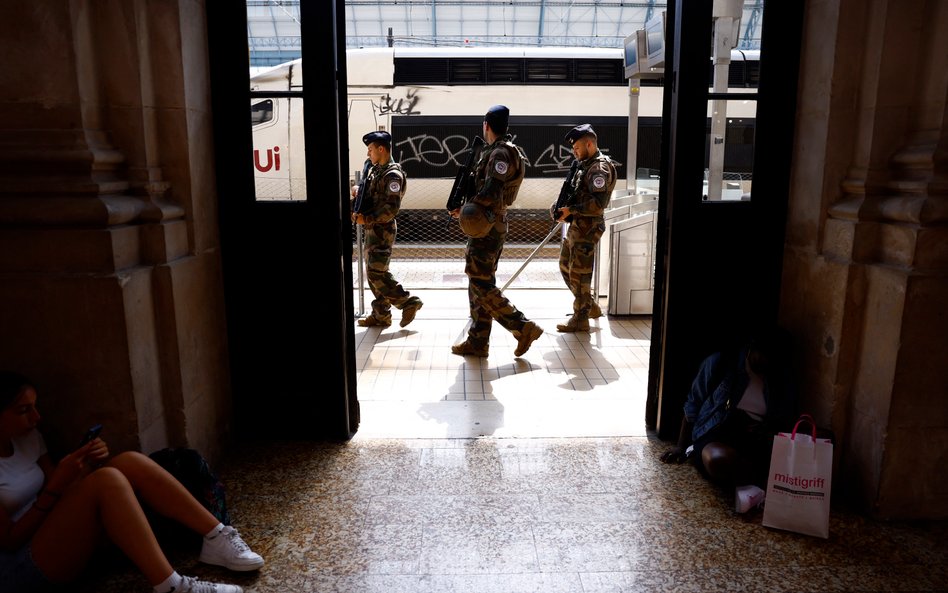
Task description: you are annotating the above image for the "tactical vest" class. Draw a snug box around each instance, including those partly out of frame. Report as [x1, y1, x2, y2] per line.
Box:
[572, 153, 617, 216]
[369, 161, 407, 207]
[501, 140, 527, 206]
[474, 138, 526, 208]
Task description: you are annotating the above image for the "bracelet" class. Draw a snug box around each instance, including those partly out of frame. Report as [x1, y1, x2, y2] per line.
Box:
[40, 489, 61, 499]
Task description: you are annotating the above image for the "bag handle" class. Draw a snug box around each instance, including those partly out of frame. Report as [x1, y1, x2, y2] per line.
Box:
[790, 413, 817, 441]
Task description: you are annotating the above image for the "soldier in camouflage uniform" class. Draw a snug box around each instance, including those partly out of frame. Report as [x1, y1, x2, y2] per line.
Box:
[449, 105, 543, 358]
[351, 131, 423, 328]
[553, 124, 617, 332]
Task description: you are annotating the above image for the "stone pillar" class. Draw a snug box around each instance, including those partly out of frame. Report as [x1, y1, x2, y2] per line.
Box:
[0, 0, 233, 461]
[784, 0, 948, 518]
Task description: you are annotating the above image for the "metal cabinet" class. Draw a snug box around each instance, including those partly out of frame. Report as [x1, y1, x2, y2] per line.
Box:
[606, 198, 658, 315]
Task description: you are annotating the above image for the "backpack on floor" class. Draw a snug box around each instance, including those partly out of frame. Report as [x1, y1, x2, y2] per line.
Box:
[149, 447, 231, 525]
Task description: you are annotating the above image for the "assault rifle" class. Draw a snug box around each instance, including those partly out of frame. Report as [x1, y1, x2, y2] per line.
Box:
[445, 136, 485, 212]
[352, 158, 372, 215]
[550, 159, 581, 230]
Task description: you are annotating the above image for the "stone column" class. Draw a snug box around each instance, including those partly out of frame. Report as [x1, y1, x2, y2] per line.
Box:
[0, 0, 233, 460]
[784, 0, 948, 519]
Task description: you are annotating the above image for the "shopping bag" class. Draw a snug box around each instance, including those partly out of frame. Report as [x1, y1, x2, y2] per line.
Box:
[762, 414, 833, 538]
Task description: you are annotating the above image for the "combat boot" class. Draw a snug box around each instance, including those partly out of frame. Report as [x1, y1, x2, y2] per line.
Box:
[556, 315, 590, 333]
[358, 315, 391, 328]
[589, 302, 603, 319]
[399, 297, 424, 328]
[514, 321, 544, 357]
[451, 340, 489, 357]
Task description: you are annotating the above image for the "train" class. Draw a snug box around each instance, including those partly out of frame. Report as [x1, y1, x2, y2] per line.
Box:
[250, 46, 760, 243]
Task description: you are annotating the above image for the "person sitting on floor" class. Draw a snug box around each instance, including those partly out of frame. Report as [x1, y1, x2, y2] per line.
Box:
[0, 371, 263, 593]
[659, 326, 799, 511]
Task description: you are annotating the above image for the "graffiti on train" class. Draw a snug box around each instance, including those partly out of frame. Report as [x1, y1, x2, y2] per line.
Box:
[394, 134, 476, 169]
[394, 131, 619, 179]
[377, 90, 422, 117]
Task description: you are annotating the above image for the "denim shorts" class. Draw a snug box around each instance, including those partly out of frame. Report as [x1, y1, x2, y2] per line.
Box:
[0, 545, 54, 593]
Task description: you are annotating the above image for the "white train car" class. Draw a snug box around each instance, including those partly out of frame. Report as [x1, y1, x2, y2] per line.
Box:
[251, 46, 760, 242]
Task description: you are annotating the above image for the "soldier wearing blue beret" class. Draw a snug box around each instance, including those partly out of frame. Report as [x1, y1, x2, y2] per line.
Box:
[449, 105, 543, 358]
[351, 130, 423, 328]
[362, 130, 392, 147]
[553, 124, 617, 332]
[564, 123, 596, 145]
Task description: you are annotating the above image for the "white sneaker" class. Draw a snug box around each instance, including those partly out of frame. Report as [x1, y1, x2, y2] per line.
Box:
[735, 485, 766, 513]
[171, 575, 243, 593]
[199, 526, 265, 571]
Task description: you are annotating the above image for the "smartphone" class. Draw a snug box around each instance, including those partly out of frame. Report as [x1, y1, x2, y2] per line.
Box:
[79, 423, 103, 447]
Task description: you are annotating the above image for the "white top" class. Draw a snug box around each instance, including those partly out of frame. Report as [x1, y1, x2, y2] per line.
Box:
[0, 430, 47, 521]
[737, 374, 767, 420]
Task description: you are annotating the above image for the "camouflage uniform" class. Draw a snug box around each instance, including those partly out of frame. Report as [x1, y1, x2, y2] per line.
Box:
[461, 136, 532, 350]
[559, 150, 617, 319]
[359, 160, 416, 324]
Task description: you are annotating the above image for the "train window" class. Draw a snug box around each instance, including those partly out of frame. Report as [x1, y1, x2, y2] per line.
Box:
[525, 58, 570, 83]
[727, 57, 761, 87]
[388, 54, 711, 88]
[250, 99, 273, 126]
[488, 59, 523, 83]
[705, 52, 762, 91]
[574, 59, 624, 84]
[395, 58, 450, 84]
[449, 59, 487, 84]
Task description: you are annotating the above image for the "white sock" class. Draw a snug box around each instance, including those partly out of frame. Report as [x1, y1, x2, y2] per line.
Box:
[204, 522, 225, 539]
[154, 571, 182, 593]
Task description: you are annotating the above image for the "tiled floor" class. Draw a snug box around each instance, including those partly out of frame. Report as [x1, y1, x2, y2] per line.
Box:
[352, 288, 652, 439]
[78, 286, 948, 593]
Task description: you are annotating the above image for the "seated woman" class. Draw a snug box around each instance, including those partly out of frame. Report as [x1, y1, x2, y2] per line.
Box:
[659, 327, 798, 509]
[0, 371, 264, 593]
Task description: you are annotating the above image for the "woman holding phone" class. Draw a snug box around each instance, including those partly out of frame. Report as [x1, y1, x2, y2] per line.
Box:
[0, 371, 263, 593]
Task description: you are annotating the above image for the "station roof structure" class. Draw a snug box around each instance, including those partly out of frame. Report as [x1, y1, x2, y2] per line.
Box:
[246, 0, 763, 67]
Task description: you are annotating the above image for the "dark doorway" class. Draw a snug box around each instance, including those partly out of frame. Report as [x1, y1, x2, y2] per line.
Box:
[206, 0, 359, 440]
[646, 0, 804, 439]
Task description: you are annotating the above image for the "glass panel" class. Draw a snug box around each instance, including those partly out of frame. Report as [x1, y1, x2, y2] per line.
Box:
[250, 97, 306, 201]
[250, 99, 273, 125]
[701, 0, 763, 201]
[246, 1, 301, 68]
[704, 100, 757, 201]
[704, 0, 764, 90]
[246, 2, 304, 201]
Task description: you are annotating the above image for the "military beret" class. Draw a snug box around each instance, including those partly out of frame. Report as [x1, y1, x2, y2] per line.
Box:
[484, 105, 510, 134]
[564, 124, 597, 145]
[362, 130, 392, 147]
